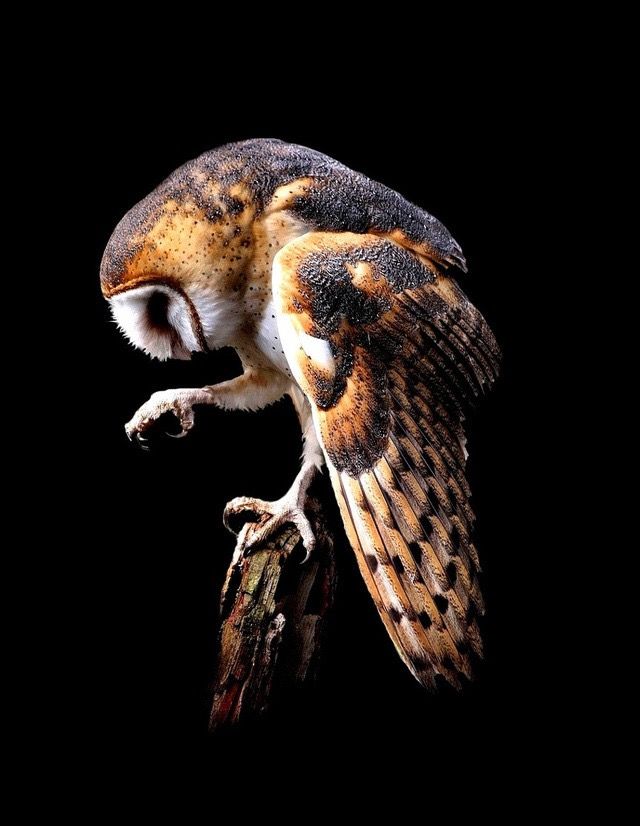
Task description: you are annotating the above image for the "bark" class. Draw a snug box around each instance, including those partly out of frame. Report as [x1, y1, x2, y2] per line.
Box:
[209, 481, 336, 731]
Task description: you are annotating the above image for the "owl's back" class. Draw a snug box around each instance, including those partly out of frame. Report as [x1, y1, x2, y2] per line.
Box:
[181, 139, 467, 272]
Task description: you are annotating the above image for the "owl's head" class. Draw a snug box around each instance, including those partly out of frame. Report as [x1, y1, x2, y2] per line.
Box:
[100, 161, 255, 360]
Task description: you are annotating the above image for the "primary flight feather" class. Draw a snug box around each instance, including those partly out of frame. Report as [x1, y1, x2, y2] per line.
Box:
[100, 139, 500, 688]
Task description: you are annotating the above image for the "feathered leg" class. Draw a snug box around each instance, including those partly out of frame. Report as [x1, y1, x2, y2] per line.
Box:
[223, 389, 324, 560]
[124, 368, 290, 446]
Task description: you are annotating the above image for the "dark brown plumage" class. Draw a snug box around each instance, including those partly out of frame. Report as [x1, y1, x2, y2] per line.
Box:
[274, 231, 499, 688]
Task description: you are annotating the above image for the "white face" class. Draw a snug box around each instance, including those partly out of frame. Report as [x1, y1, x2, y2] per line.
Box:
[109, 284, 204, 361]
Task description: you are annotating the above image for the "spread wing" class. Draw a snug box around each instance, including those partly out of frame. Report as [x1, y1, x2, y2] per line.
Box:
[273, 231, 500, 688]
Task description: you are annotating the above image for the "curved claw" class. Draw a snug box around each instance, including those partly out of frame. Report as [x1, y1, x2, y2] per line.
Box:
[223, 496, 265, 535]
[300, 546, 312, 565]
[166, 411, 194, 440]
[295, 529, 315, 565]
[167, 428, 189, 439]
[137, 434, 150, 451]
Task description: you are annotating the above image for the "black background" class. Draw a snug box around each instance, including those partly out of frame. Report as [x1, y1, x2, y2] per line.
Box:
[64, 76, 558, 790]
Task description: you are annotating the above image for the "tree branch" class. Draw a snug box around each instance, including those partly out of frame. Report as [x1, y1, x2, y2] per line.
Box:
[209, 480, 336, 731]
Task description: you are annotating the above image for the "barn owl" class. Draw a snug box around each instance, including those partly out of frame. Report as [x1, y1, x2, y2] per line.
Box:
[101, 139, 500, 689]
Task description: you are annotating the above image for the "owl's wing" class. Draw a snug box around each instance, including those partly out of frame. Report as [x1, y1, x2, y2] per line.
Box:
[273, 232, 500, 688]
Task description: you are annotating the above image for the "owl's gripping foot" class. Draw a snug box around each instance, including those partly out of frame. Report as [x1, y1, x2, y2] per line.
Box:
[223, 464, 318, 562]
[125, 388, 214, 447]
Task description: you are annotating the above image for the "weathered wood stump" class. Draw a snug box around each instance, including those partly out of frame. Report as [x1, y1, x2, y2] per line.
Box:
[209, 481, 336, 730]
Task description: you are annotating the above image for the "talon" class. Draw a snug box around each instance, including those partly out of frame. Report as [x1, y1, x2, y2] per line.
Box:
[300, 547, 312, 565]
[223, 493, 317, 561]
[223, 497, 264, 535]
[124, 392, 197, 450]
[173, 413, 194, 438]
[131, 430, 150, 450]
[296, 527, 315, 564]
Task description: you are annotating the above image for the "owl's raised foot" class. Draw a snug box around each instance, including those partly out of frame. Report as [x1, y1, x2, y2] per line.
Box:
[223, 465, 318, 562]
[125, 387, 219, 446]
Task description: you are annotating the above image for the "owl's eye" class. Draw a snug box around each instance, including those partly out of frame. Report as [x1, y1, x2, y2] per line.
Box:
[147, 291, 171, 331]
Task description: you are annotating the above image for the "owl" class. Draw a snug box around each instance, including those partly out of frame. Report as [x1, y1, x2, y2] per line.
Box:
[101, 139, 500, 689]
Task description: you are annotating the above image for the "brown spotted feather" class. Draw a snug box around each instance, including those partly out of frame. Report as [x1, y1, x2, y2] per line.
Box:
[274, 232, 499, 688]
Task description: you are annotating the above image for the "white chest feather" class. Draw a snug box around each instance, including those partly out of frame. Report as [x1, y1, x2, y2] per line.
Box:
[190, 286, 243, 350]
[255, 300, 292, 377]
